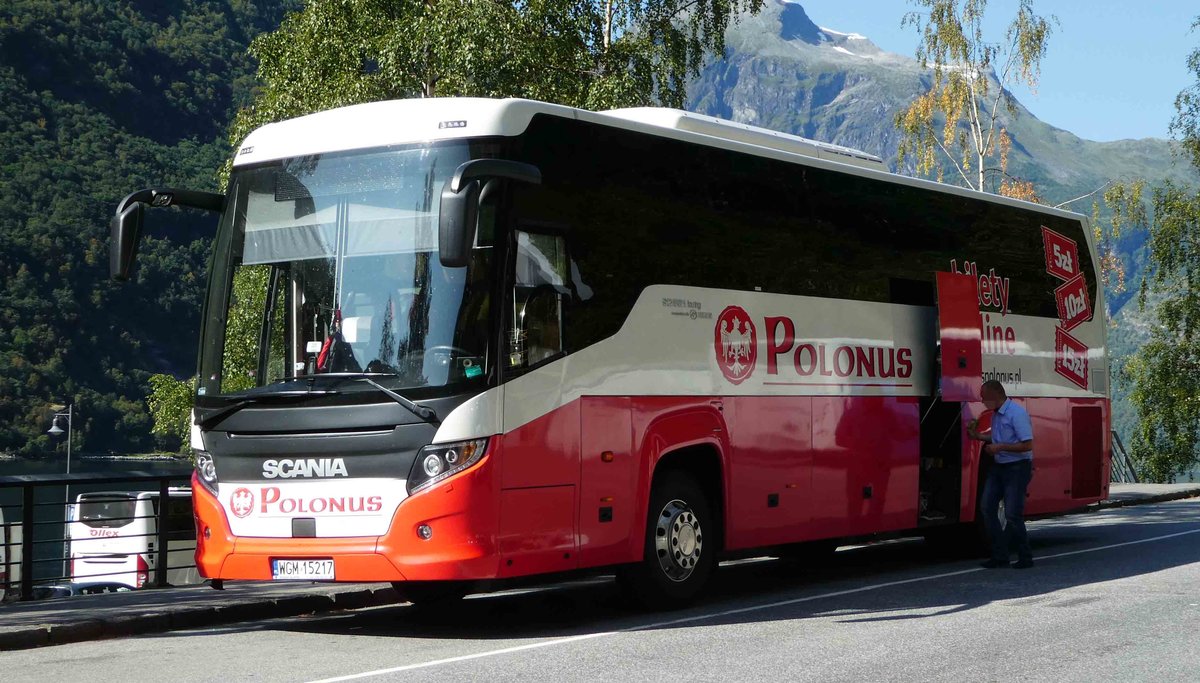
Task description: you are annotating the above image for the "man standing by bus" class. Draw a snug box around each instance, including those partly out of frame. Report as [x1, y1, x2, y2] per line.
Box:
[967, 380, 1035, 569]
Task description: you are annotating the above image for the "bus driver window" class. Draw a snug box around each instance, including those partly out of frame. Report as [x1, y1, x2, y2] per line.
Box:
[509, 231, 568, 369]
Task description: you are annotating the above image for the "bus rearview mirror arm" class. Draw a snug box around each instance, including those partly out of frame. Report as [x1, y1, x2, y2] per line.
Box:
[439, 159, 542, 268]
[110, 188, 224, 281]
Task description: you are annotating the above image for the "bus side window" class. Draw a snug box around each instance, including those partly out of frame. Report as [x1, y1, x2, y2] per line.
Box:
[509, 230, 569, 371]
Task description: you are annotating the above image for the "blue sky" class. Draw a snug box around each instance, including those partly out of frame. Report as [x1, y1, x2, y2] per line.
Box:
[800, 0, 1198, 142]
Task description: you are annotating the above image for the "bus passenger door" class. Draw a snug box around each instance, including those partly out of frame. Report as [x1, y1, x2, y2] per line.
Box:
[498, 227, 580, 578]
[923, 271, 983, 524]
[578, 397, 635, 568]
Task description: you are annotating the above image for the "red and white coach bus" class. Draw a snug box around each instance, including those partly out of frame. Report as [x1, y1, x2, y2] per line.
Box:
[111, 98, 1109, 605]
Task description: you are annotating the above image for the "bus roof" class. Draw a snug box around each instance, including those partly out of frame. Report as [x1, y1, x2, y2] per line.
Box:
[603, 108, 885, 170]
[234, 97, 881, 169]
[233, 97, 1087, 224]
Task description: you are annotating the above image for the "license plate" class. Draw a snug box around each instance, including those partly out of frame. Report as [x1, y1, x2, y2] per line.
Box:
[271, 558, 334, 581]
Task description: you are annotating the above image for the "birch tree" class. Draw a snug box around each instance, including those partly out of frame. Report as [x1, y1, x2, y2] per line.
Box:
[894, 0, 1053, 192]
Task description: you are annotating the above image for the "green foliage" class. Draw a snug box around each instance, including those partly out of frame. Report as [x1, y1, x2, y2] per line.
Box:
[894, 0, 1054, 191]
[1120, 181, 1200, 481]
[1173, 18, 1200, 173]
[147, 374, 196, 451]
[221, 265, 274, 394]
[1117, 24, 1200, 481]
[1123, 343, 1200, 483]
[147, 265, 279, 446]
[0, 0, 298, 455]
[227, 0, 764, 180]
[1091, 180, 1146, 294]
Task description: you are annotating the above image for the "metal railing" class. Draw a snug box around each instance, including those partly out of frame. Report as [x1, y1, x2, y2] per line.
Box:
[1110, 430, 1140, 484]
[0, 470, 194, 601]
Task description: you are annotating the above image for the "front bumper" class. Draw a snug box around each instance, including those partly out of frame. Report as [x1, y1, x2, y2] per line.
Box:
[192, 454, 500, 582]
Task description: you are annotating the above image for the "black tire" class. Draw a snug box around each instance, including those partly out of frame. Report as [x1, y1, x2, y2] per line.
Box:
[618, 472, 716, 609]
[391, 581, 468, 607]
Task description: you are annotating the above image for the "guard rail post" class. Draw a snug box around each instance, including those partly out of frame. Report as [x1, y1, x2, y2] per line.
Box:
[20, 484, 33, 601]
[154, 477, 170, 587]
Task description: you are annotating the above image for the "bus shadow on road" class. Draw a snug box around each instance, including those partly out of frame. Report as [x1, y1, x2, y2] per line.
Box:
[692, 502, 1200, 629]
[178, 502, 1200, 642]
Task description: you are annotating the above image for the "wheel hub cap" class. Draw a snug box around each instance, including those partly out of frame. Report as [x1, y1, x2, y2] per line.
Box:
[655, 499, 703, 583]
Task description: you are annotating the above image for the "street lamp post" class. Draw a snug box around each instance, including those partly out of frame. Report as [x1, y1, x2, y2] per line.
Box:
[48, 403, 73, 581]
[48, 403, 72, 476]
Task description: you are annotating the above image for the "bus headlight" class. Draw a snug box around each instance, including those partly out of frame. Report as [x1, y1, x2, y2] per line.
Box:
[407, 439, 488, 494]
[423, 454, 443, 477]
[194, 451, 218, 493]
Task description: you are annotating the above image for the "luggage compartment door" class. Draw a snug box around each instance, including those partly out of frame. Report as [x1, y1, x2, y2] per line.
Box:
[935, 272, 982, 402]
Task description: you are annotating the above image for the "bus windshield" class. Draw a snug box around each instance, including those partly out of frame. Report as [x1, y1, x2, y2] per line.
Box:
[197, 143, 494, 400]
[78, 494, 136, 529]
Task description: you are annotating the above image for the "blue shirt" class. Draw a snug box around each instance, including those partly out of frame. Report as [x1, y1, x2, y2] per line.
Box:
[991, 398, 1034, 464]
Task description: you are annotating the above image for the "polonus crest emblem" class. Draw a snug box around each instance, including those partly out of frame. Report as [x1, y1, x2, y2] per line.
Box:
[714, 305, 757, 384]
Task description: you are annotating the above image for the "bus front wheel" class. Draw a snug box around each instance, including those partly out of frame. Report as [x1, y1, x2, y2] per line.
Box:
[619, 472, 716, 609]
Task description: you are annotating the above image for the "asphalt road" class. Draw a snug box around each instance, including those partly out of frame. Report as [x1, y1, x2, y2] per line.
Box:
[9, 499, 1200, 682]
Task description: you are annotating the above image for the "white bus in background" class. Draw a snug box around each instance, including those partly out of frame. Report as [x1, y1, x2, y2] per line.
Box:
[70, 488, 201, 589]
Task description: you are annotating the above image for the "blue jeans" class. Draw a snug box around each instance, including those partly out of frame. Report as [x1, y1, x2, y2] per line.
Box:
[981, 459, 1033, 563]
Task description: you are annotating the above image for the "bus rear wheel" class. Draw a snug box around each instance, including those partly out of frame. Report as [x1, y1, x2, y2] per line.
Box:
[619, 472, 716, 609]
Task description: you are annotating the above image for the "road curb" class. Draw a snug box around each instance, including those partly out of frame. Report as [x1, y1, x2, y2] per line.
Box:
[0, 585, 401, 651]
[1090, 487, 1200, 512]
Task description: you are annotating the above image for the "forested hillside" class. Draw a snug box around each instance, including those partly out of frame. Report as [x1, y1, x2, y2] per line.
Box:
[0, 0, 298, 454]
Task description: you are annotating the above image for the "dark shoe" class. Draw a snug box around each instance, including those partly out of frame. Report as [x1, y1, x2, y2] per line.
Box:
[1013, 559, 1034, 569]
[980, 559, 1010, 569]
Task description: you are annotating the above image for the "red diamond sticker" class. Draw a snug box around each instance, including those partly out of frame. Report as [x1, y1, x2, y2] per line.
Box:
[1054, 327, 1089, 390]
[1042, 226, 1080, 281]
[1053, 274, 1092, 332]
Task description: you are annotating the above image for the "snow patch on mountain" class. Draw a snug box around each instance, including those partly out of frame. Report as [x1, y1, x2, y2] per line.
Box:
[819, 27, 869, 41]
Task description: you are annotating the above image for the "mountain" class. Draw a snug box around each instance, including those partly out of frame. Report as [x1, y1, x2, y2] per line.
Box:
[690, 0, 1193, 311]
[694, 2, 1190, 191]
[688, 0, 1197, 440]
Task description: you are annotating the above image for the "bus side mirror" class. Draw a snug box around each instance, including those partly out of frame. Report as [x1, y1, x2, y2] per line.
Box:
[110, 201, 144, 281]
[109, 188, 224, 281]
[438, 179, 482, 269]
[439, 159, 541, 268]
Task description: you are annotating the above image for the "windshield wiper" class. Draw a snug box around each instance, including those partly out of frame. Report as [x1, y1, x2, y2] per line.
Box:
[196, 389, 340, 431]
[353, 376, 441, 427]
